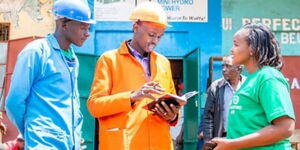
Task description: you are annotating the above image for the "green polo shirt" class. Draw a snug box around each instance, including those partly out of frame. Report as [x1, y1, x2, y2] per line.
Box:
[60, 49, 73, 60]
[227, 66, 295, 150]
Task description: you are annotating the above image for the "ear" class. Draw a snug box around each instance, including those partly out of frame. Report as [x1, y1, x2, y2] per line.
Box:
[62, 22, 67, 31]
[133, 23, 138, 33]
[237, 66, 243, 72]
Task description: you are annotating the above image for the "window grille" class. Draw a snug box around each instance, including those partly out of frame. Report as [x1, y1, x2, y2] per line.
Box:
[0, 23, 10, 41]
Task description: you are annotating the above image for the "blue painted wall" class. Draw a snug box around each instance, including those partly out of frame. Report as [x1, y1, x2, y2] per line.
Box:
[77, 0, 222, 92]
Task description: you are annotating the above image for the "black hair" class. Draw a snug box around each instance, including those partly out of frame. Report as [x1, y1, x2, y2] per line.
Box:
[62, 18, 72, 23]
[242, 23, 283, 70]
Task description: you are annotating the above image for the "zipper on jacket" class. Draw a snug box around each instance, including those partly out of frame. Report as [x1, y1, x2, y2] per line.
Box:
[60, 51, 76, 149]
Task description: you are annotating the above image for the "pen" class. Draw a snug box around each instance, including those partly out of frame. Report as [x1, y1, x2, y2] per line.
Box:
[153, 82, 159, 90]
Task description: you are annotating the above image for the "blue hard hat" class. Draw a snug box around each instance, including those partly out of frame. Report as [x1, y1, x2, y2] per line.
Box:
[52, 0, 96, 24]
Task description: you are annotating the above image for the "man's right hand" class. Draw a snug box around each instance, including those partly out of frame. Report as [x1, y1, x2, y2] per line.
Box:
[130, 82, 164, 104]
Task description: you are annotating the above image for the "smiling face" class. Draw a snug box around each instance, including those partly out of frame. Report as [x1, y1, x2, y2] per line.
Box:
[231, 29, 253, 66]
[231, 23, 283, 71]
[131, 21, 165, 55]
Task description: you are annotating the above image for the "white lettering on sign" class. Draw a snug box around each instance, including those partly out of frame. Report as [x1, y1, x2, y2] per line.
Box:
[239, 17, 300, 45]
[282, 18, 291, 31]
[280, 32, 300, 44]
[273, 18, 281, 31]
[222, 17, 232, 30]
[242, 18, 300, 31]
[262, 18, 272, 28]
[286, 78, 300, 90]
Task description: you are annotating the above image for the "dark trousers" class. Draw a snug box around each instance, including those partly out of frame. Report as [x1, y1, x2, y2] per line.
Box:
[196, 139, 204, 150]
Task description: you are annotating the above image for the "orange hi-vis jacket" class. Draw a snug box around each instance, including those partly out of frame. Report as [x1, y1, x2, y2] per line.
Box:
[87, 41, 177, 150]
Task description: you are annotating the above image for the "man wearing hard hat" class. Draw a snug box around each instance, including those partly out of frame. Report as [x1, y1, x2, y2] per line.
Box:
[5, 0, 95, 149]
[88, 1, 180, 150]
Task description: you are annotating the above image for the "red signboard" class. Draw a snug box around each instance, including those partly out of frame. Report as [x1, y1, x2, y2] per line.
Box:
[281, 56, 300, 128]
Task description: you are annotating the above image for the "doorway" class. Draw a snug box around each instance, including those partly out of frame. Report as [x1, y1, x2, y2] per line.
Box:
[169, 59, 183, 95]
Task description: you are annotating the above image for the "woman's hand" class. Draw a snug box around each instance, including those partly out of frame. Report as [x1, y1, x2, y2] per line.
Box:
[211, 138, 235, 150]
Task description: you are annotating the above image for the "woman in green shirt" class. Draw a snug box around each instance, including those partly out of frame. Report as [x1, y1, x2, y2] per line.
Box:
[212, 23, 295, 150]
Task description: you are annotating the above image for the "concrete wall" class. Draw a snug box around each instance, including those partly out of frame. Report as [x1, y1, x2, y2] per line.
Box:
[0, 0, 54, 39]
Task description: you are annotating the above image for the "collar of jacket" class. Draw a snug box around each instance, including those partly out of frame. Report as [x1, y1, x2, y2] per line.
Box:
[47, 33, 75, 57]
[47, 34, 61, 51]
[217, 75, 246, 88]
[119, 40, 158, 58]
